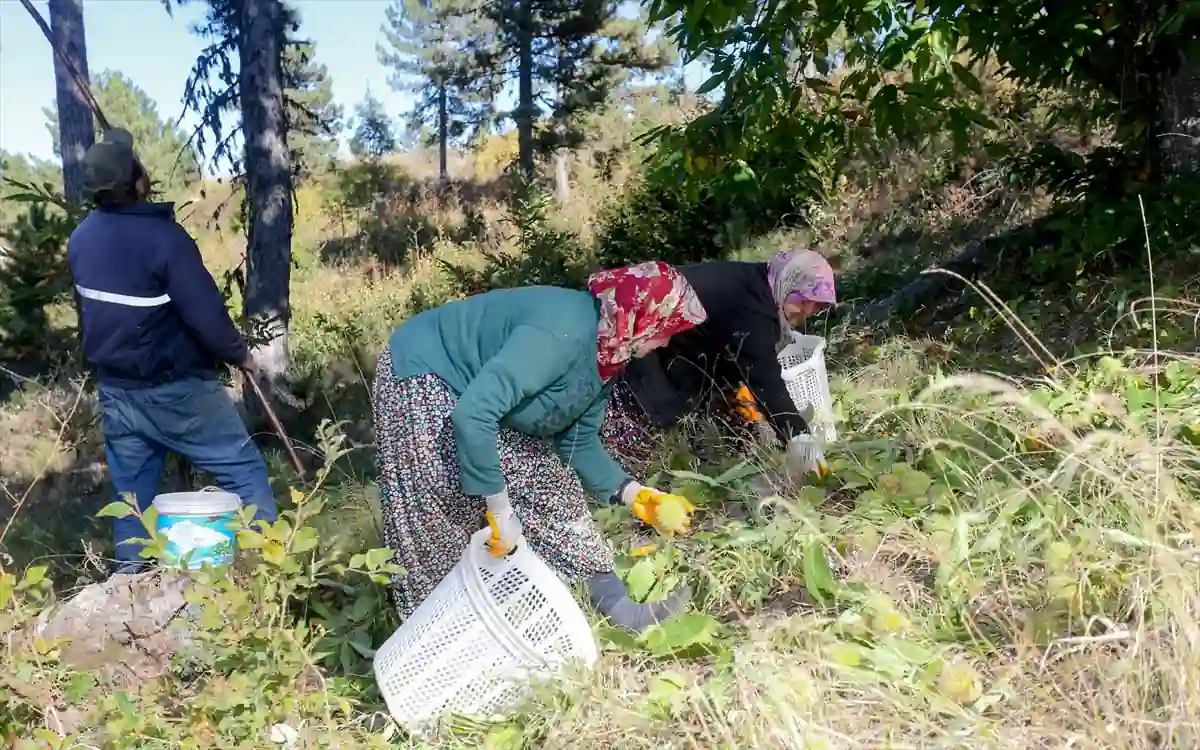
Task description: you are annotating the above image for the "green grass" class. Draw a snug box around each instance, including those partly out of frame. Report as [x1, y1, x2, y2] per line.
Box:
[3, 138, 1199, 748]
[4, 302, 1199, 748]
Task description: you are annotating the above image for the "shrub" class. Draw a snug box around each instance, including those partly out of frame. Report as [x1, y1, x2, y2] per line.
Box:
[0, 189, 83, 367]
[422, 185, 593, 310]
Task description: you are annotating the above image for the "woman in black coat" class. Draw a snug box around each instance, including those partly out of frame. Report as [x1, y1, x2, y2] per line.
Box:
[600, 250, 837, 472]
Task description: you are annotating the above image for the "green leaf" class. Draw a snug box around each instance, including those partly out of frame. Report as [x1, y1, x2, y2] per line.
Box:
[714, 460, 762, 485]
[674, 480, 725, 507]
[66, 673, 97, 702]
[598, 624, 641, 652]
[930, 25, 955, 61]
[624, 558, 659, 603]
[642, 613, 721, 656]
[290, 527, 320, 554]
[350, 595, 378, 623]
[237, 530, 267, 550]
[365, 547, 395, 569]
[648, 669, 687, 704]
[97, 501, 135, 519]
[483, 723, 524, 750]
[951, 61, 983, 95]
[883, 636, 937, 665]
[666, 469, 719, 487]
[713, 527, 767, 549]
[730, 161, 756, 184]
[0, 574, 14, 609]
[802, 540, 837, 605]
[695, 71, 728, 96]
[19, 566, 48, 589]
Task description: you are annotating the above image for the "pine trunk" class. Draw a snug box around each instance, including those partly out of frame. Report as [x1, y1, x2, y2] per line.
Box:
[516, 0, 535, 178]
[554, 149, 570, 202]
[48, 0, 95, 205]
[438, 80, 449, 183]
[1159, 54, 1200, 176]
[238, 0, 295, 414]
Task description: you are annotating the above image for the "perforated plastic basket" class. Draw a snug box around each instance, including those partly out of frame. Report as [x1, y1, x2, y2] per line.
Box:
[777, 332, 837, 444]
[373, 526, 599, 733]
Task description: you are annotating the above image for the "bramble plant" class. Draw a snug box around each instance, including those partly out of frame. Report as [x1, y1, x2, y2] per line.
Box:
[3, 420, 405, 747]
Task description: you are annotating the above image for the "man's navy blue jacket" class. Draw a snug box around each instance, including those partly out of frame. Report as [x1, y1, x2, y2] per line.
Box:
[67, 202, 249, 389]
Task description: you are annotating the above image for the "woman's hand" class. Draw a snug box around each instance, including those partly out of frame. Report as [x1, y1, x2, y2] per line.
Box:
[787, 435, 829, 479]
[485, 491, 523, 557]
[621, 483, 695, 536]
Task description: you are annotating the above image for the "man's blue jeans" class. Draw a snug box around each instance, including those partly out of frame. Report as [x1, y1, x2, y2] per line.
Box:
[97, 376, 278, 568]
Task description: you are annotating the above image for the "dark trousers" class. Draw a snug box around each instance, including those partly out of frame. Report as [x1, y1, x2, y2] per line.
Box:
[97, 377, 277, 567]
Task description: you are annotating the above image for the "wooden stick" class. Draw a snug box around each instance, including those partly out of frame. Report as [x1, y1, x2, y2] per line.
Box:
[241, 370, 305, 476]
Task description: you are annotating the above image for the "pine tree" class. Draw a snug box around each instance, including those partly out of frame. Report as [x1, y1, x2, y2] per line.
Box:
[482, 0, 674, 178]
[175, 0, 297, 395]
[44, 70, 202, 201]
[177, 0, 339, 179]
[378, 0, 497, 182]
[47, 0, 95, 205]
[284, 40, 344, 179]
[0, 203, 76, 361]
[349, 90, 398, 159]
[0, 152, 62, 228]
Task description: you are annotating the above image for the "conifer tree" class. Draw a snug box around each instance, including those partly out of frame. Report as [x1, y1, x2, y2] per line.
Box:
[44, 70, 201, 200]
[284, 40, 344, 178]
[378, 0, 498, 181]
[349, 90, 398, 160]
[482, 0, 674, 178]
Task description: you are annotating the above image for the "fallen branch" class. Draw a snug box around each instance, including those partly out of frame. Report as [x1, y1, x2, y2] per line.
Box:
[846, 216, 1059, 328]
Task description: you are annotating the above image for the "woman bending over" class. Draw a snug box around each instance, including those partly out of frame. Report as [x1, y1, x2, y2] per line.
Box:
[603, 250, 836, 473]
[373, 261, 707, 633]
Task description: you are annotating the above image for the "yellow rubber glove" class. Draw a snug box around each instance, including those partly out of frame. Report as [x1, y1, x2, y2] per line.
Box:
[622, 484, 695, 536]
[485, 492, 522, 557]
[734, 383, 765, 423]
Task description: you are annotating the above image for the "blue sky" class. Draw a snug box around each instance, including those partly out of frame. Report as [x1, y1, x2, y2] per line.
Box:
[0, 0, 708, 171]
[0, 0, 419, 165]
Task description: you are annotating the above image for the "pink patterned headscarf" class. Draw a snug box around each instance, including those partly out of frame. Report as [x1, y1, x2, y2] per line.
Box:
[767, 250, 837, 308]
[587, 261, 707, 381]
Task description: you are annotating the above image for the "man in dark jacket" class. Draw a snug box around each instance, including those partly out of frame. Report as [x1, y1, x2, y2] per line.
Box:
[68, 128, 277, 573]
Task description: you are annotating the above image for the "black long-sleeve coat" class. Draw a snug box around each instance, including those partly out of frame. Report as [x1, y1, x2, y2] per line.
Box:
[618, 260, 808, 441]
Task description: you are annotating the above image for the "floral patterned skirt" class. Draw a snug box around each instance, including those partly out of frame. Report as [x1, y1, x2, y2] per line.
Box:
[600, 379, 666, 477]
[601, 378, 765, 471]
[372, 350, 615, 620]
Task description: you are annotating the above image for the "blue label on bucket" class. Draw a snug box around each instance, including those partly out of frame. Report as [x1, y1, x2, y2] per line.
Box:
[157, 512, 237, 569]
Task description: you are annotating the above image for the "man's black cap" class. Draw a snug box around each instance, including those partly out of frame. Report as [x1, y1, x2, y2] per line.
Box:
[82, 128, 142, 198]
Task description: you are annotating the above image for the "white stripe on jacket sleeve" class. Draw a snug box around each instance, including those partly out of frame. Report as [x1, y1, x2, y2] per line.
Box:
[75, 285, 171, 308]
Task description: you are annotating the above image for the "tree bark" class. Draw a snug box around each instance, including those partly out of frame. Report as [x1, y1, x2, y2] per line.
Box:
[48, 0, 95, 205]
[516, 0, 535, 178]
[238, 0, 294, 411]
[1159, 53, 1200, 176]
[846, 218, 1059, 328]
[554, 149, 570, 202]
[437, 79, 449, 183]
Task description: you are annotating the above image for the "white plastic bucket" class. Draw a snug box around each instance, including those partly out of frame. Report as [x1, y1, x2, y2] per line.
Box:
[153, 488, 242, 569]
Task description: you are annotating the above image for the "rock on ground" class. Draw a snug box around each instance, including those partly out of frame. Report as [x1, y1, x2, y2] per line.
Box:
[33, 569, 197, 687]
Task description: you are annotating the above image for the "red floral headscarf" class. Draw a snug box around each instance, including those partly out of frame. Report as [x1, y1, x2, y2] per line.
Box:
[586, 261, 707, 381]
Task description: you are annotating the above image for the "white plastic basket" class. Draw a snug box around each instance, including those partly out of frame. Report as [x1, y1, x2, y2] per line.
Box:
[373, 526, 599, 733]
[777, 332, 837, 444]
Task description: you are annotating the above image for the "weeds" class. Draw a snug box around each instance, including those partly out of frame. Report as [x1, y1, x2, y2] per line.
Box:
[3, 63, 1199, 750]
